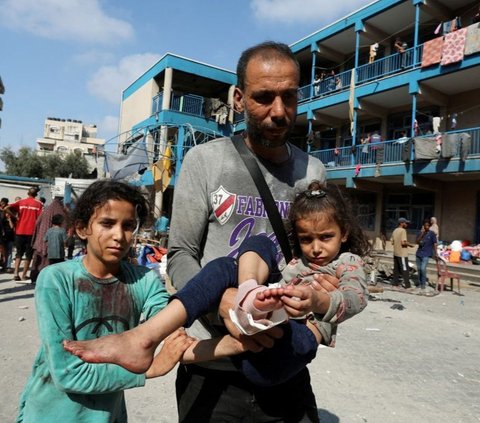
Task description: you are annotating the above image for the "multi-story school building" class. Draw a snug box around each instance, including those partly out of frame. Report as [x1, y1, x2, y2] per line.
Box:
[118, 0, 480, 245]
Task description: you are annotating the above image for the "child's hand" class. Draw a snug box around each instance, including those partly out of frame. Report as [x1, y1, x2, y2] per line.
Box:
[311, 273, 339, 293]
[281, 285, 330, 317]
[145, 329, 194, 379]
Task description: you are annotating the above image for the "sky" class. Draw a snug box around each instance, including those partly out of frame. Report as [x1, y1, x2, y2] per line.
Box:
[0, 0, 372, 151]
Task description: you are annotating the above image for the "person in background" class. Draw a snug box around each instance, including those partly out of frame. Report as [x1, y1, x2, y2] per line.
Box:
[4, 187, 43, 282]
[313, 74, 321, 96]
[391, 217, 415, 290]
[430, 216, 440, 240]
[394, 37, 408, 67]
[0, 198, 15, 272]
[30, 195, 69, 283]
[154, 211, 170, 248]
[415, 219, 438, 294]
[43, 214, 68, 265]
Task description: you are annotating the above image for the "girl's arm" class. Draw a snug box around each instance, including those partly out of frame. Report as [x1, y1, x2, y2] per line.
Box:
[35, 267, 168, 394]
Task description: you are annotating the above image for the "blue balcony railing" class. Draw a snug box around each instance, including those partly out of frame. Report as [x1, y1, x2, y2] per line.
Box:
[152, 92, 205, 117]
[299, 68, 352, 102]
[299, 43, 427, 102]
[310, 126, 480, 169]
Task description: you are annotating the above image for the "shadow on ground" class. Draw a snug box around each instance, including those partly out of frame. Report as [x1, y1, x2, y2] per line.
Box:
[318, 409, 340, 423]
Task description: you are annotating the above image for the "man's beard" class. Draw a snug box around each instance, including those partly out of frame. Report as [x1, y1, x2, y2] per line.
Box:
[245, 110, 295, 148]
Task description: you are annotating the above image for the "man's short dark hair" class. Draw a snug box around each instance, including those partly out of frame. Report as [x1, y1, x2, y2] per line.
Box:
[236, 41, 300, 91]
[28, 186, 40, 197]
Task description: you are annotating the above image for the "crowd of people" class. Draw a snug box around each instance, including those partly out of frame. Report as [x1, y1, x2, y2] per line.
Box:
[0, 187, 76, 283]
[10, 40, 442, 423]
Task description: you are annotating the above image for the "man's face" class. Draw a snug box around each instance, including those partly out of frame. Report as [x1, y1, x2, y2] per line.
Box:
[234, 57, 299, 148]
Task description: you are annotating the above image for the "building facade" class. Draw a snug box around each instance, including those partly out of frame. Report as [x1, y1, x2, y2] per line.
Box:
[119, 0, 480, 245]
[36, 117, 105, 174]
[286, 0, 480, 245]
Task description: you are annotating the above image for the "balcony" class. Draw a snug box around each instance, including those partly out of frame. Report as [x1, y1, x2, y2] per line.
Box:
[152, 92, 206, 118]
[298, 44, 425, 102]
[310, 126, 480, 169]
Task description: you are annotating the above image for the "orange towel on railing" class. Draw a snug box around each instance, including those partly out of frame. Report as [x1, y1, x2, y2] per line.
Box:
[421, 36, 444, 67]
[441, 28, 467, 65]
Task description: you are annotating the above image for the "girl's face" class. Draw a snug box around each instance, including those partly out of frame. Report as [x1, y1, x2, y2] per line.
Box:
[77, 199, 137, 276]
[295, 214, 347, 266]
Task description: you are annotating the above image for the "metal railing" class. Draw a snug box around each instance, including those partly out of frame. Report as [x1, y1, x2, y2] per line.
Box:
[357, 45, 424, 84]
[299, 43, 426, 102]
[152, 92, 205, 117]
[299, 68, 352, 102]
[310, 126, 480, 169]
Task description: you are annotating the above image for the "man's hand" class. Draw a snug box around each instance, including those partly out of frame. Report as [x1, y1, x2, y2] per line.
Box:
[219, 287, 284, 352]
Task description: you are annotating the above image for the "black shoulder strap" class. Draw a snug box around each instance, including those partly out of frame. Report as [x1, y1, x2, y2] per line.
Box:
[231, 135, 292, 262]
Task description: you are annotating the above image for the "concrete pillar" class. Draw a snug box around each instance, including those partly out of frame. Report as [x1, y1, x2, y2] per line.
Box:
[162, 67, 173, 111]
[336, 127, 342, 147]
[228, 85, 235, 123]
[381, 119, 388, 139]
[154, 67, 173, 219]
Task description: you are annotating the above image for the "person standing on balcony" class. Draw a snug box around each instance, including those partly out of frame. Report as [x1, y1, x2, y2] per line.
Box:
[415, 219, 438, 293]
[391, 217, 415, 290]
[369, 43, 379, 63]
[313, 73, 321, 96]
[166, 41, 336, 423]
[394, 37, 408, 68]
[328, 69, 336, 91]
[4, 187, 43, 282]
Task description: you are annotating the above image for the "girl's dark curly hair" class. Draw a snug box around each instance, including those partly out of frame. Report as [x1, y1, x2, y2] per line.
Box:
[289, 181, 371, 257]
[72, 179, 149, 230]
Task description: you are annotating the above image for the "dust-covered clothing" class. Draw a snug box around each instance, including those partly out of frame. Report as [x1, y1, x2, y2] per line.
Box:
[16, 259, 169, 423]
[282, 252, 368, 345]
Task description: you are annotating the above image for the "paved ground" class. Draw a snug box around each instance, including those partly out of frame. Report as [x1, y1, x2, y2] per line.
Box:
[1, 271, 479, 423]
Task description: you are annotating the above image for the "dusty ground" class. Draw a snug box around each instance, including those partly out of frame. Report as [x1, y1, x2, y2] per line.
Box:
[1, 271, 479, 422]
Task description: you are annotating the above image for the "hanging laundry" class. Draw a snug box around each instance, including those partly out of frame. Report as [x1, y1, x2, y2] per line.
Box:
[413, 136, 439, 160]
[401, 139, 412, 162]
[421, 36, 444, 67]
[432, 116, 441, 133]
[152, 142, 174, 192]
[441, 133, 458, 158]
[441, 28, 467, 66]
[442, 17, 461, 35]
[348, 69, 355, 135]
[459, 133, 471, 161]
[105, 138, 149, 180]
[354, 163, 361, 177]
[464, 22, 480, 55]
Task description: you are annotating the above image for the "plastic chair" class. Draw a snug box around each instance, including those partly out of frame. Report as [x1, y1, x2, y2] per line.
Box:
[435, 258, 461, 294]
